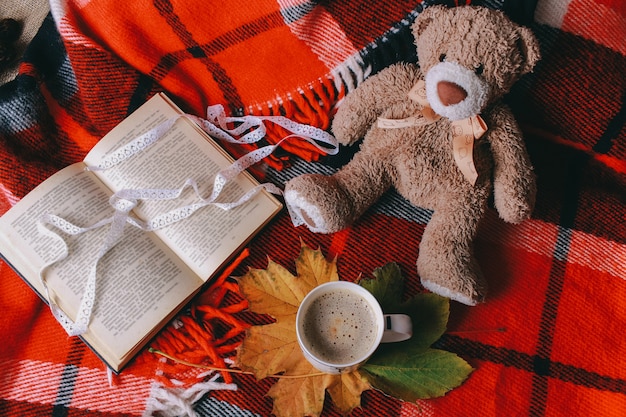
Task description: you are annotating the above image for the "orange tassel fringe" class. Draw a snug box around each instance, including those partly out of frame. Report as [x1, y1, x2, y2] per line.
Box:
[150, 249, 251, 386]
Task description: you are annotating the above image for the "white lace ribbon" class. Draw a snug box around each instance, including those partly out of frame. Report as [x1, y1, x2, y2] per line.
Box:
[39, 107, 338, 337]
[92, 106, 338, 172]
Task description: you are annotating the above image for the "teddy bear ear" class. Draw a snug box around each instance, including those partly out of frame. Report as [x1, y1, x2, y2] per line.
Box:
[413, 5, 447, 38]
[516, 26, 541, 75]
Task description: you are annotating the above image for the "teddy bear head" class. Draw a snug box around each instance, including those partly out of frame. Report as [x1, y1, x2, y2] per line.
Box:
[412, 5, 540, 121]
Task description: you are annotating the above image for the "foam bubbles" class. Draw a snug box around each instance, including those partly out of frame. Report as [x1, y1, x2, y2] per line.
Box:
[301, 288, 377, 364]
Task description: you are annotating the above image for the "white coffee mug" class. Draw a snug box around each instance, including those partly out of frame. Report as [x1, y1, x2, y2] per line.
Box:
[296, 281, 412, 374]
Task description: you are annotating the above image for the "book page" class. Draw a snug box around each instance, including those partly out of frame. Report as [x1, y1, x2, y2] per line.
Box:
[0, 164, 203, 365]
[84, 94, 282, 280]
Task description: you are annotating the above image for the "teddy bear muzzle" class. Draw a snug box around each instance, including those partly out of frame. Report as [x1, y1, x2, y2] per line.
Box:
[425, 61, 489, 121]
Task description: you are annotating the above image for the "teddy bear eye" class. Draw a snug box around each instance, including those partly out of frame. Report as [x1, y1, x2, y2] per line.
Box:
[439, 54, 447, 62]
[474, 64, 484, 75]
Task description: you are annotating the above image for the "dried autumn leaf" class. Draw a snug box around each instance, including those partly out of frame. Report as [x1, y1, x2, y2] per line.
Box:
[267, 360, 330, 416]
[326, 371, 372, 415]
[237, 318, 302, 379]
[236, 243, 368, 417]
[238, 260, 308, 319]
[267, 359, 372, 417]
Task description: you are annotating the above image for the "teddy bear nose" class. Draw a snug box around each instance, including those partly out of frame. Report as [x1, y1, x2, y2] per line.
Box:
[437, 81, 468, 106]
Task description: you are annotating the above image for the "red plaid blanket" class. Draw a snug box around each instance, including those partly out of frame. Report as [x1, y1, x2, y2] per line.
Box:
[1, 0, 625, 416]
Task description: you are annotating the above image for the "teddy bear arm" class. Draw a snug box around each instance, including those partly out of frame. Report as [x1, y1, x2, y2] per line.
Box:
[487, 110, 537, 224]
[332, 64, 420, 146]
[332, 98, 379, 146]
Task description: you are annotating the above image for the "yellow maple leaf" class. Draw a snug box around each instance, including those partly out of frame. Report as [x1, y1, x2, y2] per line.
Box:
[236, 242, 372, 416]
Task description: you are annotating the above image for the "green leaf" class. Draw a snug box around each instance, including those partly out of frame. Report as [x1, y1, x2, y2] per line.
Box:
[359, 263, 405, 311]
[360, 263, 450, 349]
[358, 262, 472, 401]
[399, 293, 449, 349]
[361, 346, 474, 401]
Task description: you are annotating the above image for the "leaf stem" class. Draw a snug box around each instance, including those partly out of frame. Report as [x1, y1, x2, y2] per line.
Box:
[149, 348, 328, 379]
[447, 327, 507, 334]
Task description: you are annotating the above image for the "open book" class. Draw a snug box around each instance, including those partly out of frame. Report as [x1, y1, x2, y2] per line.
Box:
[0, 93, 283, 372]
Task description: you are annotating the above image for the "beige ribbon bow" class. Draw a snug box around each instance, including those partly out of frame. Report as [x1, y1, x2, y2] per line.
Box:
[377, 80, 487, 185]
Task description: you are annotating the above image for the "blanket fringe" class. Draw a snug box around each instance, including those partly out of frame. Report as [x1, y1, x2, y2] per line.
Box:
[143, 375, 237, 417]
[245, 75, 343, 170]
[239, 4, 423, 169]
[149, 249, 251, 387]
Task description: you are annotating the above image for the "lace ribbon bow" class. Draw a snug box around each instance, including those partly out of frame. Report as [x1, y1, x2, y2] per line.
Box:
[377, 79, 487, 185]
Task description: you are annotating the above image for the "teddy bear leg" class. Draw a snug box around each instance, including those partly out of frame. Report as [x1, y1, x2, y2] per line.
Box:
[285, 154, 390, 234]
[417, 208, 488, 306]
[284, 173, 355, 233]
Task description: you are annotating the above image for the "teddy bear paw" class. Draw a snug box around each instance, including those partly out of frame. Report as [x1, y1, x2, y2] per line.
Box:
[284, 174, 355, 234]
[420, 278, 486, 306]
[284, 188, 332, 233]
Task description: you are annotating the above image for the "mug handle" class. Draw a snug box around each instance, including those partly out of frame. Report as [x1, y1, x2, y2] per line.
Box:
[381, 314, 413, 343]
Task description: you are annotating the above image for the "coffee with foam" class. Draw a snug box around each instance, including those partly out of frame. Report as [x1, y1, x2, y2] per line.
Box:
[299, 287, 378, 364]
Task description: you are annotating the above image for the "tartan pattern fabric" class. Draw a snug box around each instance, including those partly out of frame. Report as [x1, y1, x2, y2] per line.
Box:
[1, 0, 625, 416]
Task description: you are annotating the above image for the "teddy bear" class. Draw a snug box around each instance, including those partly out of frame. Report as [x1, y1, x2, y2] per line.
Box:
[283, 5, 541, 306]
